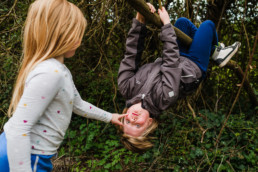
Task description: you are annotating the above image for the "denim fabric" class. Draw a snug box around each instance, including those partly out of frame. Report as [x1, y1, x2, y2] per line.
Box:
[175, 17, 218, 77]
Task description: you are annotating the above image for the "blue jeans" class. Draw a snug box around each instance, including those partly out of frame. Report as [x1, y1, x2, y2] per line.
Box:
[0, 132, 54, 172]
[175, 17, 218, 77]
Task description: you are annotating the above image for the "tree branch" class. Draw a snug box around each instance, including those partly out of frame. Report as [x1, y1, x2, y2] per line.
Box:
[126, 0, 192, 47]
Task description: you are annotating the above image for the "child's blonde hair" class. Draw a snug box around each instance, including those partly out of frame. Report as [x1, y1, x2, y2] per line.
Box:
[8, 0, 87, 117]
[119, 108, 159, 153]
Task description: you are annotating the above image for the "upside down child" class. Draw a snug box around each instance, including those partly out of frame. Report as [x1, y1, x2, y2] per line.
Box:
[117, 3, 241, 152]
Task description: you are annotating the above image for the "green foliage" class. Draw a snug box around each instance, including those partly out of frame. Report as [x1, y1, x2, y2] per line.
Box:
[61, 118, 147, 171]
[61, 108, 257, 171]
[0, 0, 257, 171]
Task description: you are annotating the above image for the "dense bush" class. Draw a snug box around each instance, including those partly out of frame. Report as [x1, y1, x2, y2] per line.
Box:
[0, 0, 257, 171]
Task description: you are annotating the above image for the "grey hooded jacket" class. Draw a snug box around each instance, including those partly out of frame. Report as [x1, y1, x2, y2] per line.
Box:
[118, 19, 202, 118]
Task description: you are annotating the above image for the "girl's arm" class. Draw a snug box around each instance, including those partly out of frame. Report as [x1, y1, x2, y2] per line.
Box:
[72, 85, 125, 126]
[4, 68, 63, 172]
[72, 86, 112, 123]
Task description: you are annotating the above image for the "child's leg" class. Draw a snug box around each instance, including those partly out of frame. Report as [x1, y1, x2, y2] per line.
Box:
[0, 132, 9, 172]
[174, 17, 197, 54]
[187, 20, 218, 76]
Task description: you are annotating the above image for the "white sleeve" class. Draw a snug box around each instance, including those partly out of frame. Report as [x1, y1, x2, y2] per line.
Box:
[4, 69, 63, 172]
[72, 85, 112, 123]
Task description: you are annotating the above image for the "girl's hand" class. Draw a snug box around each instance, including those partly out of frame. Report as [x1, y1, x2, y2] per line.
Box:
[136, 3, 156, 24]
[111, 113, 127, 126]
[158, 7, 170, 25]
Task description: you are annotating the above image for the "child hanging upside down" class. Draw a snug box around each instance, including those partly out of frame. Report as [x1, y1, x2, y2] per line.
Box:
[117, 3, 241, 152]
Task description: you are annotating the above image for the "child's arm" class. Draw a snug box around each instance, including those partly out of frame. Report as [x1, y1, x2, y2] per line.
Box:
[72, 86, 125, 126]
[159, 7, 180, 68]
[156, 7, 182, 108]
[4, 68, 63, 172]
[118, 3, 156, 99]
[117, 15, 147, 99]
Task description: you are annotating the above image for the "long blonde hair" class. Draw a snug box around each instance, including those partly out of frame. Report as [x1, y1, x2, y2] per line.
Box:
[8, 0, 87, 117]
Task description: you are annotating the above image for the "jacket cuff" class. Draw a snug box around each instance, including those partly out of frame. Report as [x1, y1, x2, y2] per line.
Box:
[161, 23, 173, 30]
[104, 112, 113, 123]
[132, 18, 147, 27]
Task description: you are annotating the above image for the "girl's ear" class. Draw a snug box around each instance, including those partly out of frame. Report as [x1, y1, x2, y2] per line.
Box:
[147, 118, 153, 126]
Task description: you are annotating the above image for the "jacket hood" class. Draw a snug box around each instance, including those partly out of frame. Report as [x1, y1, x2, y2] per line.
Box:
[126, 93, 161, 118]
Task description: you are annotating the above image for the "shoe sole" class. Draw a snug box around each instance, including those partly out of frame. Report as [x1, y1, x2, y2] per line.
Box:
[219, 42, 241, 68]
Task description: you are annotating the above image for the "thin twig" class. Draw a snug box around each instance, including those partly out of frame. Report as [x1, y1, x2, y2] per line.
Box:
[0, 0, 18, 25]
[93, 35, 119, 112]
[217, 155, 225, 172]
[226, 160, 236, 172]
[216, 1, 227, 31]
[187, 100, 205, 132]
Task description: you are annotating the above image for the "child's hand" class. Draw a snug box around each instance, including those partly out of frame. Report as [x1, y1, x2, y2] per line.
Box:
[158, 7, 170, 25]
[136, 3, 156, 24]
[111, 113, 127, 126]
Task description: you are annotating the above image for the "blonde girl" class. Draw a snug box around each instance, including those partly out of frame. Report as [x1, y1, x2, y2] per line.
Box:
[0, 0, 125, 171]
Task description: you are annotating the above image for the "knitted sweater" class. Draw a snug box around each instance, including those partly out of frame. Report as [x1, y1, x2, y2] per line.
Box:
[4, 58, 112, 171]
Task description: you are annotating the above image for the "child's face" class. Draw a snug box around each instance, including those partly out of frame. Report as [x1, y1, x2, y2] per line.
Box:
[123, 103, 153, 137]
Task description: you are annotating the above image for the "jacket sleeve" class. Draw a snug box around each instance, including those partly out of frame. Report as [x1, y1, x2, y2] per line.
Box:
[156, 24, 182, 110]
[117, 18, 147, 99]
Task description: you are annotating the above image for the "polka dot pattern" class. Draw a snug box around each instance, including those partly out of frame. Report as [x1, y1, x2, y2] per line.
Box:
[6, 59, 112, 170]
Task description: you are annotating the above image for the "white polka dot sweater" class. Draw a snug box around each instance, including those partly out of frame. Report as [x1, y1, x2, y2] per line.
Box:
[4, 58, 112, 171]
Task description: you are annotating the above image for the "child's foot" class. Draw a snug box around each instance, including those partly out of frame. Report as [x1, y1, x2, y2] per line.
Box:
[212, 42, 241, 68]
